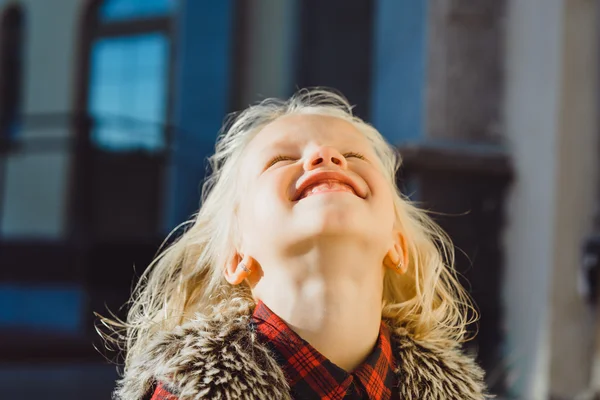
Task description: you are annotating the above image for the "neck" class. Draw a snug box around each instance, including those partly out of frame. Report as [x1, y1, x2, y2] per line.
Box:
[255, 239, 385, 371]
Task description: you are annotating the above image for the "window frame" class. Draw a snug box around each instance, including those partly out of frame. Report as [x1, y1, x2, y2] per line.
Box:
[0, 3, 25, 150]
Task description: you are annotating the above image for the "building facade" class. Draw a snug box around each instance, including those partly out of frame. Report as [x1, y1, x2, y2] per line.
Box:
[0, 1, 597, 399]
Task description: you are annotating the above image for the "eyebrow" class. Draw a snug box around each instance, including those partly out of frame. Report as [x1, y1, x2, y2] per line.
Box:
[257, 142, 299, 157]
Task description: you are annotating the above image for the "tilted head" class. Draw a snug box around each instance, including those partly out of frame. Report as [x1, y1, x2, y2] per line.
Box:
[114, 88, 475, 370]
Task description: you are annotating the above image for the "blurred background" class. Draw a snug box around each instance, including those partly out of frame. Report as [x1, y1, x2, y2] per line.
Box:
[0, 0, 598, 399]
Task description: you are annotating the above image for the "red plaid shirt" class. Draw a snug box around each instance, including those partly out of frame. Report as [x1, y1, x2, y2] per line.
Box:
[150, 301, 397, 400]
[149, 384, 178, 400]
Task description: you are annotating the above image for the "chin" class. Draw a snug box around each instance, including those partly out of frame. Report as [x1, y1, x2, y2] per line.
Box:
[298, 210, 370, 237]
[296, 193, 363, 220]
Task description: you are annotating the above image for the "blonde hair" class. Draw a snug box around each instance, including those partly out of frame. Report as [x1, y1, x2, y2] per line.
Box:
[101, 88, 476, 371]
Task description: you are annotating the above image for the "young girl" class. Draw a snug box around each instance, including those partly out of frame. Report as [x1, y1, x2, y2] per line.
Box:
[110, 89, 488, 399]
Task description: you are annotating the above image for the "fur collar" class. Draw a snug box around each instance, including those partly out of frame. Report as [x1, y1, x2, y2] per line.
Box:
[114, 312, 488, 399]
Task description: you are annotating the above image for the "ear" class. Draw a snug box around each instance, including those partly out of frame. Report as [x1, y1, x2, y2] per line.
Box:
[383, 231, 409, 274]
[224, 253, 262, 285]
[224, 252, 242, 284]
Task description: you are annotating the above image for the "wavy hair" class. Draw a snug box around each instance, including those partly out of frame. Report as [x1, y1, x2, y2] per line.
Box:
[100, 88, 476, 373]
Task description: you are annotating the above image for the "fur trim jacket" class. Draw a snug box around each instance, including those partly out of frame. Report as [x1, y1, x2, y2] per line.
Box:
[115, 312, 489, 400]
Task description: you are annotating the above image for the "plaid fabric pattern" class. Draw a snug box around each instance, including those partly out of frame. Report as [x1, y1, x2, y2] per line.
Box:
[252, 301, 397, 400]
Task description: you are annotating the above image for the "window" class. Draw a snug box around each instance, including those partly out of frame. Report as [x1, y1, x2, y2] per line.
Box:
[86, 0, 174, 152]
[71, 0, 176, 241]
[0, 4, 24, 144]
[89, 33, 169, 152]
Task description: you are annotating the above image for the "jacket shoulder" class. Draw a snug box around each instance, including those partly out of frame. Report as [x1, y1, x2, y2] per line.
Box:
[390, 326, 490, 400]
[113, 315, 291, 400]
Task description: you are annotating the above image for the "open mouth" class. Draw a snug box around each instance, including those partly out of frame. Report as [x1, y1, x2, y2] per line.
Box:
[292, 170, 364, 202]
[298, 180, 357, 200]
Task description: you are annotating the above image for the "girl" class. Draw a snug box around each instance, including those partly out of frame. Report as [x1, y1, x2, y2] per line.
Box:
[110, 89, 488, 399]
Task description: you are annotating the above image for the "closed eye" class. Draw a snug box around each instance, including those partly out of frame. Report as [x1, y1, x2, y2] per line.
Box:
[266, 155, 295, 168]
[343, 152, 366, 160]
[267, 151, 366, 169]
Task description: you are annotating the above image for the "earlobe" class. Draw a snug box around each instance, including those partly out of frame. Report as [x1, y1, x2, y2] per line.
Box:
[384, 231, 409, 274]
[224, 253, 260, 285]
[224, 253, 247, 285]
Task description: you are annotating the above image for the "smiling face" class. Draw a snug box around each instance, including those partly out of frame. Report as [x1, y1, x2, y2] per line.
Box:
[236, 113, 398, 266]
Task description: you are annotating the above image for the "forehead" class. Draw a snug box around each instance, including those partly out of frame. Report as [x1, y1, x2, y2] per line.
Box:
[246, 113, 371, 154]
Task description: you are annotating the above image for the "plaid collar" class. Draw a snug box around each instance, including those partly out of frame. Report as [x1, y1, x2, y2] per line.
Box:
[251, 300, 397, 400]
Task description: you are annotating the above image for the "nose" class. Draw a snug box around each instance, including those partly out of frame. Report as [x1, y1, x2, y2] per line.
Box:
[304, 146, 347, 170]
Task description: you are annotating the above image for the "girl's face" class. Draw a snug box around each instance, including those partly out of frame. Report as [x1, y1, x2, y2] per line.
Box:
[237, 114, 397, 266]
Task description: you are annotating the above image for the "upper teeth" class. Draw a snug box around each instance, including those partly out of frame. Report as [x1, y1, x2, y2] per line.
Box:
[300, 181, 355, 199]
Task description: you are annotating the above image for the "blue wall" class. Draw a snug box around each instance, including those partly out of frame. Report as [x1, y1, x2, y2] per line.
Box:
[371, 0, 428, 145]
[166, 0, 235, 230]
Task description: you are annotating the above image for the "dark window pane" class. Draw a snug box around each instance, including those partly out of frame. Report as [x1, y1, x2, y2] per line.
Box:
[295, 0, 374, 120]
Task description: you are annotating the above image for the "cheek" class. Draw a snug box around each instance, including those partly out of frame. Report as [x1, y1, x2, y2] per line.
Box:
[368, 173, 397, 224]
[239, 174, 291, 239]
